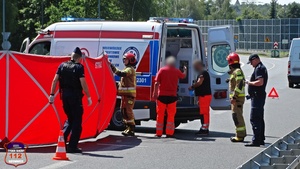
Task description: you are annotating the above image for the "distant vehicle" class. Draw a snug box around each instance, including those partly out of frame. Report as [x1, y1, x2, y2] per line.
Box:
[20, 19, 235, 129]
[288, 38, 300, 88]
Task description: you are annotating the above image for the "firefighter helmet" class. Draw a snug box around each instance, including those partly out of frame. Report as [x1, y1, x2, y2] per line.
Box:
[226, 53, 240, 65]
[123, 53, 137, 65]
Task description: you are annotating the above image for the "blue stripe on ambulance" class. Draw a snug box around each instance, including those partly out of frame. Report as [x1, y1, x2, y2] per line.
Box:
[114, 40, 159, 87]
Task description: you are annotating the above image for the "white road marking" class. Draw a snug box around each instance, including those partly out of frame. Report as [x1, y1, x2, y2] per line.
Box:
[39, 161, 76, 169]
[240, 61, 245, 68]
[267, 62, 276, 71]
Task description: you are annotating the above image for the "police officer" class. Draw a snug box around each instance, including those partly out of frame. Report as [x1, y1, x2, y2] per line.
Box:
[245, 54, 268, 147]
[49, 47, 92, 153]
[111, 53, 137, 136]
[226, 53, 247, 142]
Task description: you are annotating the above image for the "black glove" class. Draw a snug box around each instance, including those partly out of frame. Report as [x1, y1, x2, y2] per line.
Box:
[110, 64, 116, 72]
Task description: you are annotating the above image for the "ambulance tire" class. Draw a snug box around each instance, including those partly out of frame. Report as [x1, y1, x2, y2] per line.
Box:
[175, 122, 181, 128]
[289, 82, 294, 88]
[109, 108, 125, 131]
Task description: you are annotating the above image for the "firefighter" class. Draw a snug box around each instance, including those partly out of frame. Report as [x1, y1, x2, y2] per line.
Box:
[110, 53, 137, 136]
[226, 52, 247, 142]
[49, 47, 92, 153]
[152, 56, 187, 138]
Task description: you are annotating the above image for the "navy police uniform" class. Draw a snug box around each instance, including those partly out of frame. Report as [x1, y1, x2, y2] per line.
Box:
[56, 49, 85, 150]
[248, 56, 268, 145]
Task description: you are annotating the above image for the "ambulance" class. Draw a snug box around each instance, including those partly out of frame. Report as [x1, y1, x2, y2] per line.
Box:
[20, 19, 235, 129]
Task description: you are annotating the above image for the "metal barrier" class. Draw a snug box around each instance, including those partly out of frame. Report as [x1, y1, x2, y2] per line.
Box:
[237, 127, 300, 169]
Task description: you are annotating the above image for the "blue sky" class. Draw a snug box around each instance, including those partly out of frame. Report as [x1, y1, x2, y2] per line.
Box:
[238, 0, 297, 5]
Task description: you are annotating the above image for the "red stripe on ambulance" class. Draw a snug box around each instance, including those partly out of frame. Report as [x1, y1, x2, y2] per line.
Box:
[52, 31, 160, 39]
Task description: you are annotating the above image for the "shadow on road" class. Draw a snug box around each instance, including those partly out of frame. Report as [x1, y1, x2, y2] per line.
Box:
[134, 126, 235, 142]
[3, 135, 141, 158]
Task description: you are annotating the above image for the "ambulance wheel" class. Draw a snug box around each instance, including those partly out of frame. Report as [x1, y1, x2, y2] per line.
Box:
[175, 122, 181, 128]
[289, 82, 294, 88]
[109, 109, 125, 130]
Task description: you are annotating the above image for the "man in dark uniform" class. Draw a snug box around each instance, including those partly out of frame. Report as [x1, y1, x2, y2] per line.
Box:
[245, 54, 268, 147]
[49, 47, 92, 153]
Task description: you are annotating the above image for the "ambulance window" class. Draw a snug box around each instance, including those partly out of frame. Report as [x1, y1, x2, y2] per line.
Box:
[211, 44, 230, 73]
[29, 42, 51, 55]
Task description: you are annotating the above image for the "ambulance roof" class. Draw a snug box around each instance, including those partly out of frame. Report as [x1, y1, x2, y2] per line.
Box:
[43, 21, 163, 32]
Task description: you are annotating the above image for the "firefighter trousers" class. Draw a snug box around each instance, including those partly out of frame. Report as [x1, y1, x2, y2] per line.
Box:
[198, 95, 212, 129]
[156, 100, 177, 136]
[121, 96, 135, 126]
[231, 97, 246, 138]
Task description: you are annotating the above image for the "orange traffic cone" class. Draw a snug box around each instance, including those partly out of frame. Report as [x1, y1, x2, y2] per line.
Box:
[53, 130, 69, 160]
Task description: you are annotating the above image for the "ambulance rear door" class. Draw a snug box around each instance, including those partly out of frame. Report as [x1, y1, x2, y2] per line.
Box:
[207, 25, 234, 110]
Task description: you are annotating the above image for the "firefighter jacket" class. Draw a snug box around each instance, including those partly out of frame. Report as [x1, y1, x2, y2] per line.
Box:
[229, 68, 245, 99]
[111, 65, 136, 97]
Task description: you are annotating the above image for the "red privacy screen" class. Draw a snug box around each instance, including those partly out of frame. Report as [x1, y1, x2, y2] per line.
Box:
[0, 51, 116, 145]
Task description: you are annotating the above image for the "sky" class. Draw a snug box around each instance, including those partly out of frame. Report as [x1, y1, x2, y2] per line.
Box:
[238, 0, 298, 5]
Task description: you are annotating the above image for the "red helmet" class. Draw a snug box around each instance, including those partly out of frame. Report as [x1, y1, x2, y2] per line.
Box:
[226, 52, 240, 65]
[123, 52, 137, 65]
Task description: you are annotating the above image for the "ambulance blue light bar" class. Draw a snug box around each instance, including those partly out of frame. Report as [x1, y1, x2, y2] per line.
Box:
[149, 17, 194, 23]
[61, 17, 105, 22]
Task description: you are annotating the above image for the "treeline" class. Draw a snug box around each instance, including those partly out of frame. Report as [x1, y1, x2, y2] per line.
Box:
[0, 0, 300, 50]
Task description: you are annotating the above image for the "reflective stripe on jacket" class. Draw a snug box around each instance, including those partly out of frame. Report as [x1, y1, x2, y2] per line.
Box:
[229, 68, 245, 98]
[117, 66, 136, 97]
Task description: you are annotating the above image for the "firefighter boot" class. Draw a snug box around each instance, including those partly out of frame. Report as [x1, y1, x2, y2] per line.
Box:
[122, 125, 135, 136]
[230, 137, 244, 142]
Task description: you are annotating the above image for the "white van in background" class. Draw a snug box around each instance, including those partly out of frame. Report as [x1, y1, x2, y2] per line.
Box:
[288, 38, 300, 88]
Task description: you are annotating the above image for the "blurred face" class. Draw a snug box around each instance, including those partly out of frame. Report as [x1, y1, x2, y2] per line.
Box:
[194, 62, 203, 72]
[250, 58, 259, 67]
[123, 58, 129, 65]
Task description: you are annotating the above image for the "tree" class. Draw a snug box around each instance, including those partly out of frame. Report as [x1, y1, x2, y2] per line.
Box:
[240, 7, 264, 19]
[209, 0, 237, 19]
[269, 0, 277, 19]
[286, 2, 300, 18]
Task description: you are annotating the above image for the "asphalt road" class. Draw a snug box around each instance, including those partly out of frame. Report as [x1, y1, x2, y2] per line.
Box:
[1, 55, 300, 169]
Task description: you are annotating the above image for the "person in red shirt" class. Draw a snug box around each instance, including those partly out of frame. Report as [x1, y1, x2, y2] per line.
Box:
[152, 56, 187, 137]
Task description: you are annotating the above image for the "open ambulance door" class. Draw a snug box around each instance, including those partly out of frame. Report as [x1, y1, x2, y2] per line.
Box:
[159, 22, 168, 67]
[20, 37, 30, 53]
[207, 25, 234, 110]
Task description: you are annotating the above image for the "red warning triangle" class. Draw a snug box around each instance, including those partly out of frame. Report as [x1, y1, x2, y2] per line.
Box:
[268, 87, 279, 98]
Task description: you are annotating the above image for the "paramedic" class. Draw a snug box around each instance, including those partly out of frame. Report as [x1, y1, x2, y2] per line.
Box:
[245, 54, 268, 147]
[226, 53, 247, 143]
[152, 56, 187, 138]
[49, 47, 92, 153]
[110, 53, 137, 136]
[188, 60, 212, 135]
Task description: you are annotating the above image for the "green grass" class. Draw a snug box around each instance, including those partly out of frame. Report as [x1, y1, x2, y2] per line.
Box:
[236, 50, 289, 58]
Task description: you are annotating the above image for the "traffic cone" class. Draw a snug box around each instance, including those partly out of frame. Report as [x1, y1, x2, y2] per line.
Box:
[52, 130, 69, 160]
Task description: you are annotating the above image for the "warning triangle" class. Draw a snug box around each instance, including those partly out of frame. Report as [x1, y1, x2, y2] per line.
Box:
[268, 87, 279, 98]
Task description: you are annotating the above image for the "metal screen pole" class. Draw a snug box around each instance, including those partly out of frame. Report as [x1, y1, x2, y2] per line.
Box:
[3, 0, 5, 43]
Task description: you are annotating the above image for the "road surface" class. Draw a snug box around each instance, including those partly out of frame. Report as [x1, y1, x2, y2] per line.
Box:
[1, 55, 299, 169]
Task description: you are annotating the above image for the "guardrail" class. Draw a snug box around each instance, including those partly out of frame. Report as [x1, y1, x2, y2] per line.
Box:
[237, 127, 300, 169]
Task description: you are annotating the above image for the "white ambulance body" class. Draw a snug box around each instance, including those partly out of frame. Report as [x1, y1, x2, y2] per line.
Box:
[20, 21, 234, 128]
